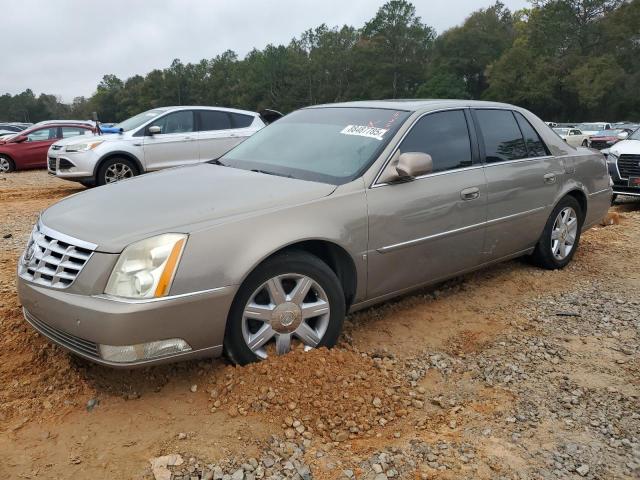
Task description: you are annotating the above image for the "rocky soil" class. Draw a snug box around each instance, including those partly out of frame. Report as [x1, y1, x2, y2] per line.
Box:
[0, 171, 638, 479]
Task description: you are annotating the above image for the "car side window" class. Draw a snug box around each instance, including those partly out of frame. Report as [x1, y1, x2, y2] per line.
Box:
[61, 127, 89, 138]
[475, 109, 527, 163]
[149, 111, 194, 134]
[230, 113, 254, 128]
[198, 110, 232, 131]
[397, 110, 472, 173]
[514, 112, 548, 157]
[26, 127, 57, 142]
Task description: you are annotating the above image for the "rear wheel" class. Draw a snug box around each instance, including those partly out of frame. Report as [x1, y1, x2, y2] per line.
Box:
[0, 155, 14, 173]
[96, 157, 137, 186]
[224, 251, 346, 365]
[530, 196, 583, 270]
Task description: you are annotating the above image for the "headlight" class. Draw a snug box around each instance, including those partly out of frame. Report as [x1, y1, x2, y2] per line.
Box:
[607, 152, 618, 164]
[105, 233, 187, 299]
[65, 140, 104, 152]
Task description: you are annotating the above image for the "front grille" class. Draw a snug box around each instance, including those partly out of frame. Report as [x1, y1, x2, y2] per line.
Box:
[58, 158, 74, 169]
[590, 140, 610, 150]
[24, 308, 100, 358]
[19, 224, 94, 289]
[618, 154, 640, 179]
[48, 157, 56, 171]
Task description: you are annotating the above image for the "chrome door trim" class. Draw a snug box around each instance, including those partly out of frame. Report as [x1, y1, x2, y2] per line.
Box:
[483, 155, 553, 167]
[372, 164, 484, 188]
[371, 107, 478, 188]
[376, 205, 547, 254]
[376, 220, 486, 254]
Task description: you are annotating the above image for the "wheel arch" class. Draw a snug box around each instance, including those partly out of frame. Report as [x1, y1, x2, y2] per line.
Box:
[0, 151, 16, 169]
[564, 189, 588, 222]
[239, 239, 358, 312]
[93, 151, 143, 178]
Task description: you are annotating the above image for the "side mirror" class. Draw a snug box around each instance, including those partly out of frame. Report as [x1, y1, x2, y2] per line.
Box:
[14, 135, 28, 143]
[148, 125, 162, 135]
[395, 152, 433, 179]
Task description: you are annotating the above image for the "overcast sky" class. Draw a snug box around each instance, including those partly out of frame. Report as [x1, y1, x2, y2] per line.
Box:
[2, 0, 528, 102]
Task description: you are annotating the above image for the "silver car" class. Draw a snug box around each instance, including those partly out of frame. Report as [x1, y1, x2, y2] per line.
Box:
[17, 100, 611, 367]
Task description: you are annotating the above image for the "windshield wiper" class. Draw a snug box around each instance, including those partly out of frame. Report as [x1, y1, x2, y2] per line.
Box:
[251, 169, 292, 178]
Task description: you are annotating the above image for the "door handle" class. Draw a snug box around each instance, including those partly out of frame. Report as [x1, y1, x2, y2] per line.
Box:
[543, 173, 557, 184]
[460, 187, 480, 201]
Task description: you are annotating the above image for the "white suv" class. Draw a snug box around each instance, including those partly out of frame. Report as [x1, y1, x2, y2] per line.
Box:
[47, 106, 275, 186]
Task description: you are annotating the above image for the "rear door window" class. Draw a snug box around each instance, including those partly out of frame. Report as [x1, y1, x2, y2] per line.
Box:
[198, 110, 232, 131]
[397, 109, 473, 173]
[514, 112, 548, 157]
[61, 127, 89, 138]
[475, 109, 527, 163]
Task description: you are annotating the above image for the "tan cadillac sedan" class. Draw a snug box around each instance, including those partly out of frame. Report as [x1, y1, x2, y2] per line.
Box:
[17, 100, 611, 367]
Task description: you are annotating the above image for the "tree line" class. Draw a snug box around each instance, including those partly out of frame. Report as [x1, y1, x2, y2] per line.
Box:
[1, 0, 637, 124]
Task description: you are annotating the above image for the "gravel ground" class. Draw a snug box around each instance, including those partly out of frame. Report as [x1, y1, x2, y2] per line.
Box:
[0, 171, 638, 479]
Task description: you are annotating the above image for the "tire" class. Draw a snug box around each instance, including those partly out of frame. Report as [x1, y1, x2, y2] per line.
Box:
[96, 157, 138, 186]
[611, 194, 618, 205]
[0, 155, 15, 173]
[80, 180, 95, 188]
[224, 250, 346, 365]
[530, 196, 583, 270]
[581, 140, 588, 147]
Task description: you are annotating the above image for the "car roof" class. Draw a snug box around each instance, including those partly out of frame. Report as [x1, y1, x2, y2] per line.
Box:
[305, 99, 519, 112]
[160, 106, 258, 116]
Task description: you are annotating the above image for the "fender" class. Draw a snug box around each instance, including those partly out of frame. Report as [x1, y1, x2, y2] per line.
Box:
[93, 150, 144, 177]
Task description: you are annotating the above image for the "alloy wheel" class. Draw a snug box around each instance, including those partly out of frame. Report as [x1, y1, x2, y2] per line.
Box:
[0, 157, 10, 173]
[551, 206, 578, 260]
[241, 273, 331, 359]
[104, 163, 134, 183]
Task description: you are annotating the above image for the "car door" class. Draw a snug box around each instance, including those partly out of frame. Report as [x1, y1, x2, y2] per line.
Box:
[196, 110, 255, 160]
[475, 109, 562, 261]
[142, 110, 198, 170]
[22, 127, 59, 167]
[366, 109, 488, 299]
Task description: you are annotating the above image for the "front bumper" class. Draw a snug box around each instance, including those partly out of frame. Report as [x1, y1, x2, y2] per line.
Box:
[608, 161, 640, 197]
[47, 149, 97, 179]
[17, 275, 237, 367]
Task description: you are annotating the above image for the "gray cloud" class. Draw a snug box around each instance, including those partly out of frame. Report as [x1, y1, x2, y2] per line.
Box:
[1, 0, 528, 102]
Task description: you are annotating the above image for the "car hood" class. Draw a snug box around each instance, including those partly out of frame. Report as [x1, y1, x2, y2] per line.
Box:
[41, 164, 336, 253]
[608, 139, 640, 156]
[51, 132, 120, 148]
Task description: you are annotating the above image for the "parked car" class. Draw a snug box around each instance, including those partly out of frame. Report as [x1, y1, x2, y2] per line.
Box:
[0, 122, 96, 173]
[47, 106, 280, 186]
[588, 128, 633, 150]
[17, 100, 611, 367]
[553, 127, 590, 147]
[0, 123, 28, 133]
[606, 127, 640, 201]
[575, 122, 611, 136]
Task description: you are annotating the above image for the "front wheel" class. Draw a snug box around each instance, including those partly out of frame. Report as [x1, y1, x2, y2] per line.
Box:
[224, 251, 346, 365]
[96, 157, 138, 186]
[0, 155, 14, 173]
[530, 196, 583, 270]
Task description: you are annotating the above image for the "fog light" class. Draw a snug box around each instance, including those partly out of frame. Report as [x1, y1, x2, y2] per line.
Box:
[99, 339, 192, 363]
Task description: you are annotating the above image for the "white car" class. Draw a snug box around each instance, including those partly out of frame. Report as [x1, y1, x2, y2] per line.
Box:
[553, 127, 590, 147]
[47, 106, 279, 186]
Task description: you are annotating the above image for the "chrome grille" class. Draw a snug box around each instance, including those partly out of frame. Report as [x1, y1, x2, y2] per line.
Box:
[24, 308, 99, 358]
[19, 224, 95, 289]
[618, 154, 640, 179]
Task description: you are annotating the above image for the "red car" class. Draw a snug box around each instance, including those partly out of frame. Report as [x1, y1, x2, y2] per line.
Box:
[589, 128, 633, 151]
[0, 122, 96, 173]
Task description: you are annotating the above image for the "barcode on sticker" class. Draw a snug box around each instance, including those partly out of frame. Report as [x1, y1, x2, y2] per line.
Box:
[340, 125, 388, 140]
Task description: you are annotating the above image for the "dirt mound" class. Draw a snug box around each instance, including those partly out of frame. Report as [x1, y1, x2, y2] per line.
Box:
[207, 347, 424, 443]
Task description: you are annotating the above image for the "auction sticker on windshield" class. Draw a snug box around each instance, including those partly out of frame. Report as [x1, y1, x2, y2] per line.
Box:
[340, 125, 389, 141]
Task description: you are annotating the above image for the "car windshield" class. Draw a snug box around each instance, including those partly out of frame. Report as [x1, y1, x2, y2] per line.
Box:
[220, 107, 411, 184]
[577, 123, 606, 131]
[628, 128, 640, 140]
[553, 128, 570, 135]
[114, 109, 167, 132]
